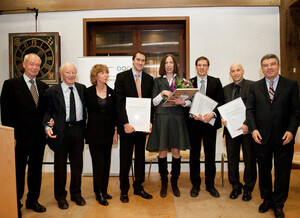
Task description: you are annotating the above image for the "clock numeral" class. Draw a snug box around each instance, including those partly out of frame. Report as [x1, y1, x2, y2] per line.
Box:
[32, 39, 37, 46]
[37, 50, 45, 57]
[46, 56, 53, 61]
[44, 63, 52, 71]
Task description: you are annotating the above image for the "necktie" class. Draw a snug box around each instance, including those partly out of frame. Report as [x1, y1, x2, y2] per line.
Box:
[233, 84, 240, 100]
[30, 79, 39, 106]
[135, 73, 142, 98]
[199, 80, 205, 94]
[69, 87, 76, 123]
[269, 80, 275, 103]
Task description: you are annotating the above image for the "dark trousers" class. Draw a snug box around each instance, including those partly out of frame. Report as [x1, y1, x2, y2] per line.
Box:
[189, 122, 217, 188]
[89, 143, 112, 194]
[225, 133, 257, 191]
[54, 124, 84, 201]
[15, 142, 45, 206]
[119, 132, 146, 194]
[255, 140, 294, 208]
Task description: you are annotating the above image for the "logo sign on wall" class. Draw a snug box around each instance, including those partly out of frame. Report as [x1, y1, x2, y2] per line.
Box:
[77, 56, 132, 89]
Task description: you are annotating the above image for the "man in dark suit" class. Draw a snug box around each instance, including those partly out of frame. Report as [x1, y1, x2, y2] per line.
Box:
[246, 54, 300, 218]
[187, 56, 225, 198]
[44, 62, 86, 210]
[114, 51, 154, 203]
[1, 53, 48, 217]
[222, 63, 256, 201]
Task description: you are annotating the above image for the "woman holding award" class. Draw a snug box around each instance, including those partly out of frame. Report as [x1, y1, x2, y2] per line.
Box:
[85, 64, 118, 206]
[147, 54, 191, 198]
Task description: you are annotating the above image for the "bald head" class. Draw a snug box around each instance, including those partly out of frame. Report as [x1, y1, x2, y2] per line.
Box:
[230, 63, 244, 83]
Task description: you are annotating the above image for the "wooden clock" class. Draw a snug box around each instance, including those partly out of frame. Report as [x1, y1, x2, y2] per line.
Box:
[9, 32, 60, 84]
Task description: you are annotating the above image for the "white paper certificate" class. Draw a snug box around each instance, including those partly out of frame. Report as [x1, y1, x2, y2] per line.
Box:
[189, 92, 218, 126]
[217, 97, 246, 138]
[126, 97, 151, 132]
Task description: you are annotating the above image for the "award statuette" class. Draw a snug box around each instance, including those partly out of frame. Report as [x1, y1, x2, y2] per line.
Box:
[9, 32, 60, 84]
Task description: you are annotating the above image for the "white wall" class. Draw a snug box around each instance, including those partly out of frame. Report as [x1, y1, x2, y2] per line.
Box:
[0, 7, 280, 173]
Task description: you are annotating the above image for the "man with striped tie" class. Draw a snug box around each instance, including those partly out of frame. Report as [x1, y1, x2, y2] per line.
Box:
[115, 51, 154, 203]
[246, 54, 300, 218]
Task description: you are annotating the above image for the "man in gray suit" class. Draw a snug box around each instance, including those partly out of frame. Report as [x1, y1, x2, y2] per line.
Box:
[222, 63, 257, 201]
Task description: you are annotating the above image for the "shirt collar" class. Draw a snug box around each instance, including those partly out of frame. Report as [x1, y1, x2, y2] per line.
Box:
[61, 81, 75, 92]
[197, 75, 207, 82]
[265, 75, 279, 83]
[163, 73, 177, 78]
[132, 68, 142, 76]
[23, 74, 36, 83]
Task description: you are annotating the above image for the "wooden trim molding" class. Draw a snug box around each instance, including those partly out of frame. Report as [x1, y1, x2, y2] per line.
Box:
[0, 0, 280, 14]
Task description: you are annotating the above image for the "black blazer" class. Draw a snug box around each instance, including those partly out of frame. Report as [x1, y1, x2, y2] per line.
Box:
[1, 76, 49, 149]
[223, 79, 253, 136]
[43, 82, 86, 151]
[114, 69, 154, 135]
[85, 85, 116, 145]
[246, 76, 300, 145]
[189, 75, 225, 129]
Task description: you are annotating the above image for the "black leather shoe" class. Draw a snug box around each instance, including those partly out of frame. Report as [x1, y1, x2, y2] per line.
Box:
[134, 189, 153, 199]
[120, 194, 129, 203]
[242, 189, 252, 201]
[25, 201, 46, 213]
[258, 200, 272, 213]
[229, 189, 242, 199]
[103, 193, 112, 200]
[96, 193, 108, 206]
[190, 186, 200, 197]
[71, 196, 86, 206]
[206, 187, 220, 198]
[274, 207, 285, 218]
[58, 199, 69, 210]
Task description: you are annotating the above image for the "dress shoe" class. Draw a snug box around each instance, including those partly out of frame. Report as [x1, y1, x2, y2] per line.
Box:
[58, 199, 69, 210]
[25, 201, 46, 213]
[229, 189, 242, 199]
[103, 193, 112, 200]
[134, 189, 153, 199]
[273, 207, 285, 218]
[242, 189, 252, 201]
[71, 195, 86, 206]
[190, 186, 200, 197]
[96, 192, 108, 206]
[206, 187, 220, 198]
[120, 194, 129, 203]
[258, 200, 272, 213]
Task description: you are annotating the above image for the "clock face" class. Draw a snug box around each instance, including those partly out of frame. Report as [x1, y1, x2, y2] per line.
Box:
[10, 33, 60, 84]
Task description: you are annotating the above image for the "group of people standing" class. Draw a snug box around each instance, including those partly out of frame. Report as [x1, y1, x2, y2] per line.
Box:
[1, 52, 299, 218]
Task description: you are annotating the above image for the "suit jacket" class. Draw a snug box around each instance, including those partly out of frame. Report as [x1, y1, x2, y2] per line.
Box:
[85, 84, 116, 145]
[43, 82, 86, 151]
[114, 69, 154, 135]
[223, 79, 253, 136]
[246, 75, 300, 145]
[189, 75, 225, 129]
[1, 76, 49, 149]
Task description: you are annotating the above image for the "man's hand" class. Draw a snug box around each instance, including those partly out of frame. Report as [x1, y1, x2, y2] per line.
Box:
[193, 114, 203, 121]
[46, 128, 57, 138]
[221, 118, 227, 126]
[252, 130, 262, 144]
[202, 113, 214, 123]
[144, 123, 152, 134]
[124, 123, 135, 134]
[237, 124, 249, 135]
[282, 131, 293, 145]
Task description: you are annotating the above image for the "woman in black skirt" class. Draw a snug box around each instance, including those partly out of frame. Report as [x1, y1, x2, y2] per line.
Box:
[85, 64, 118, 206]
[147, 54, 191, 198]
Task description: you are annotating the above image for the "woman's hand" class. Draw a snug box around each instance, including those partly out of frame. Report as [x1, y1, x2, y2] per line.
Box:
[161, 90, 172, 98]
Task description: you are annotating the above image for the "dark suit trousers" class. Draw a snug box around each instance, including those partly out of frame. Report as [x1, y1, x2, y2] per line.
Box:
[255, 140, 294, 208]
[225, 133, 257, 191]
[189, 122, 217, 188]
[15, 142, 45, 205]
[119, 132, 146, 194]
[54, 123, 84, 201]
[89, 143, 112, 194]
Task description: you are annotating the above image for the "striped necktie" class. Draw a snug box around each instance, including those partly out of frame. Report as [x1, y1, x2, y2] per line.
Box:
[269, 80, 275, 103]
[30, 79, 39, 106]
[135, 73, 142, 98]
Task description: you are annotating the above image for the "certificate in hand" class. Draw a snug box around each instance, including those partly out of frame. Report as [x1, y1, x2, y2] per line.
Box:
[217, 97, 246, 138]
[162, 88, 198, 107]
[126, 97, 151, 132]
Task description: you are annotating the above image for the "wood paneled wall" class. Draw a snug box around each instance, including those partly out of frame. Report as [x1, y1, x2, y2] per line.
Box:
[0, 0, 280, 13]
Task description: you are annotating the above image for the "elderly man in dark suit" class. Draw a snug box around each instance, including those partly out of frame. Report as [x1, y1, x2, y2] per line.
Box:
[44, 62, 86, 210]
[246, 54, 300, 218]
[1, 53, 49, 217]
[222, 63, 256, 201]
[114, 51, 154, 203]
[187, 56, 225, 198]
